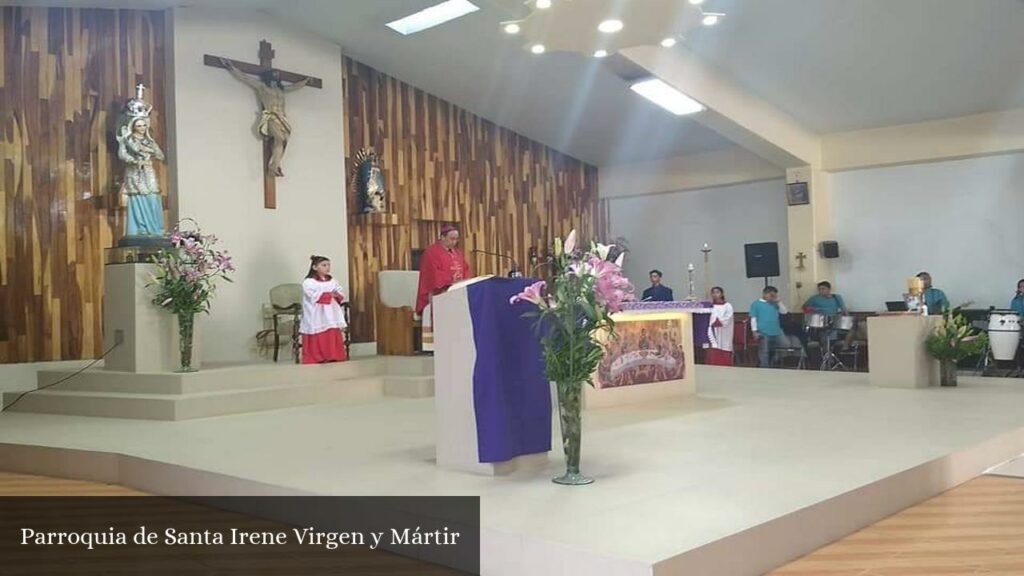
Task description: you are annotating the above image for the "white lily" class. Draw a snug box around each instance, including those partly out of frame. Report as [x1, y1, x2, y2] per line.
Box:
[564, 230, 578, 254]
[594, 243, 611, 260]
[614, 251, 625, 267]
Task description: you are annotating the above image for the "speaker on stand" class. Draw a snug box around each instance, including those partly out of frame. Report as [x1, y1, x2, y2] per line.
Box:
[744, 242, 780, 288]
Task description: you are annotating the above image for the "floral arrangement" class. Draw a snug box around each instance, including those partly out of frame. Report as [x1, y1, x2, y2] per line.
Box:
[925, 304, 987, 362]
[150, 221, 235, 316]
[511, 230, 635, 386]
[148, 220, 235, 371]
[510, 229, 633, 484]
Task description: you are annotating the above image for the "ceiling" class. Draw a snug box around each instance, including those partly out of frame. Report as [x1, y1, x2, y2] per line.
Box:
[684, 0, 1024, 133]
[260, 0, 736, 167]
[14, 0, 1024, 164]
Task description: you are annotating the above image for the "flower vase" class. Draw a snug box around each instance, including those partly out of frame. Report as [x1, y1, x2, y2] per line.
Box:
[940, 359, 957, 387]
[177, 312, 196, 373]
[553, 380, 592, 485]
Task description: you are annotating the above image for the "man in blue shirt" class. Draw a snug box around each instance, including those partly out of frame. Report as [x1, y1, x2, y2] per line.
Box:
[803, 281, 848, 347]
[917, 272, 949, 315]
[642, 270, 674, 302]
[750, 286, 803, 368]
[1011, 279, 1024, 316]
[803, 281, 847, 316]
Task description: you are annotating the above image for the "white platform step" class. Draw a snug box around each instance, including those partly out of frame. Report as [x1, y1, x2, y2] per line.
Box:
[3, 357, 430, 421]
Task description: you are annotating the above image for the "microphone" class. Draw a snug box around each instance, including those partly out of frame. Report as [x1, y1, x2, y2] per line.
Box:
[530, 257, 554, 275]
[472, 249, 522, 278]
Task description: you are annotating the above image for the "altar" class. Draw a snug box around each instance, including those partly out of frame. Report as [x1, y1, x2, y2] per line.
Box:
[584, 301, 708, 408]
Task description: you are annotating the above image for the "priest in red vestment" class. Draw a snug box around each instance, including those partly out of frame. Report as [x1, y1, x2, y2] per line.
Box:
[415, 225, 471, 352]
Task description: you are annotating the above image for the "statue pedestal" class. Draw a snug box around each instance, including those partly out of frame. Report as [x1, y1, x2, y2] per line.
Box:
[103, 263, 200, 373]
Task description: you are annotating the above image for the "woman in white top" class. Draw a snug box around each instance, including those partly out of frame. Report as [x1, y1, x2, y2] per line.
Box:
[300, 255, 348, 364]
[706, 286, 735, 366]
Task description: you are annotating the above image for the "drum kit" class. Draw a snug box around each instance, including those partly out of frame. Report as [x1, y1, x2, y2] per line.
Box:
[980, 310, 1022, 376]
[804, 313, 857, 371]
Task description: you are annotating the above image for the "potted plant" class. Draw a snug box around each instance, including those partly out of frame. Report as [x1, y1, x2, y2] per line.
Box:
[924, 305, 987, 387]
[510, 230, 634, 485]
[149, 220, 235, 372]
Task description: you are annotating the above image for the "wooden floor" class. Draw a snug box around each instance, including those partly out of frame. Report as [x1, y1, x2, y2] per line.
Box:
[0, 471, 146, 495]
[770, 475, 1024, 576]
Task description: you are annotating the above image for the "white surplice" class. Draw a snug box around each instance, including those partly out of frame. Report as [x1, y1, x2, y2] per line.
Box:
[707, 302, 735, 352]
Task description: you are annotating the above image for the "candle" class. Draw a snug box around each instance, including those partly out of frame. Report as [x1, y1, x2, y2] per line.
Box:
[702, 243, 709, 250]
[687, 263, 695, 271]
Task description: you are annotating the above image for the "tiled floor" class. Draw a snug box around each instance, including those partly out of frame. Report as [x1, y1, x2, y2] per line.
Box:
[770, 474, 1024, 576]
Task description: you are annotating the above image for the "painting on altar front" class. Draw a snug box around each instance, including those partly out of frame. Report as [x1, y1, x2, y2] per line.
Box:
[596, 316, 689, 389]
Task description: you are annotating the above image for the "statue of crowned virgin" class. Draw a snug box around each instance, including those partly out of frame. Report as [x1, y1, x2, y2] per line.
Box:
[116, 84, 167, 245]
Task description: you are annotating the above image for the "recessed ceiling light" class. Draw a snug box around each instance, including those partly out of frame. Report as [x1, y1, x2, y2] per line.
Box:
[386, 0, 479, 35]
[593, 50, 608, 58]
[660, 37, 677, 48]
[688, 0, 705, 5]
[504, 23, 520, 34]
[702, 14, 720, 26]
[531, 44, 546, 54]
[536, 0, 552, 8]
[630, 78, 705, 116]
[598, 19, 623, 33]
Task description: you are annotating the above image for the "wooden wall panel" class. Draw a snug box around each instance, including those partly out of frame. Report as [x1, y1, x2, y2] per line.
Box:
[343, 58, 601, 343]
[0, 8, 166, 363]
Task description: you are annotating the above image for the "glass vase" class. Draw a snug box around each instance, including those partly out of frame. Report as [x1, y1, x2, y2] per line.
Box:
[177, 312, 196, 373]
[553, 380, 592, 485]
[940, 359, 957, 387]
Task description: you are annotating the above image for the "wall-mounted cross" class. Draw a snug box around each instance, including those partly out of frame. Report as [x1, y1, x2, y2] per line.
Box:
[795, 251, 808, 270]
[203, 40, 323, 209]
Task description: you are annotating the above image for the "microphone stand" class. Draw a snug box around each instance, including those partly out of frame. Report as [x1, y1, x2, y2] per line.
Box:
[472, 249, 522, 278]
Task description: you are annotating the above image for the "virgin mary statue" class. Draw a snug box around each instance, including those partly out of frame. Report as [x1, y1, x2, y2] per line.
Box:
[117, 84, 166, 242]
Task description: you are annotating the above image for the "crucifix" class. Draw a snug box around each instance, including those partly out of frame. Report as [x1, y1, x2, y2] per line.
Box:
[795, 251, 808, 270]
[204, 40, 323, 209]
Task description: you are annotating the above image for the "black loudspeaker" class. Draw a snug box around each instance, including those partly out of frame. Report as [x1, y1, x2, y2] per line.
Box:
[820, 241, 840, 259]
[744, 242, 780, 278]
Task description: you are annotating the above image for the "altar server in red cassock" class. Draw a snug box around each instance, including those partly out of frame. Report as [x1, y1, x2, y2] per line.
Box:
[415, 225, 472, 352]
[301, 255, 348, 364]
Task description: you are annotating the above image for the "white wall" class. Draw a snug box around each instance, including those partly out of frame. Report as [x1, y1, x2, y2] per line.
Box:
[832, 152, 1024, 312]
[170, 7, 347, 363]
[607, 179, 790, 309]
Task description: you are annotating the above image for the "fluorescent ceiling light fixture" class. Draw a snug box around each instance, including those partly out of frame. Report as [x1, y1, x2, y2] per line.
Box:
[702, 13, 722, 26]
[660, 37, 677, 48]
[531, 43, 546, 54]
[630, 78, 705, 115]
[688, 0, 705, 5]
[386, 0, 479, 35]
[536, 0, 552, 8]
[593, 49, 608, 58]
[503, 22, 520, 34]
[598, 19, 623, 33]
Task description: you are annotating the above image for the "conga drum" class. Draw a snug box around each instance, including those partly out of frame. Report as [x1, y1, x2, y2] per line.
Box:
[988, 311, 1022, 361]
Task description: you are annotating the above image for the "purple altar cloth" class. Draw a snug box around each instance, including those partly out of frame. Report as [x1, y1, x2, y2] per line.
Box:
[467, 278, 552, 463]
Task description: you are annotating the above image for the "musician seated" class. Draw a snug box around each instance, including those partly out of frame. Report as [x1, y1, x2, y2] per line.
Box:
[642, 270, 674, 302]
[803, 281, 848, 346]
[1011, 278, 1024, 316]
[803, 281, 847, 316]
[916, 271, 949, 315]
[750, 286, 804, 368]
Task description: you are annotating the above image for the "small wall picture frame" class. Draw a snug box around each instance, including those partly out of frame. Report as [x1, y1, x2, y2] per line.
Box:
[786, 181, 810, 206]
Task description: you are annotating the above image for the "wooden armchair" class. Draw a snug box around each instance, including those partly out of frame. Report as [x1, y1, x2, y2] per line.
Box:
[269, 284, 302, 363]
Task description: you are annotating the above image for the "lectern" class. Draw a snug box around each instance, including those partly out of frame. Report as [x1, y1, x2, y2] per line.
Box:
[433, 276, 551, 475]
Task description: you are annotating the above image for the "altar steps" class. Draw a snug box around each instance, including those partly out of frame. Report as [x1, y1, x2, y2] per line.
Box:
[2, 357, 433, 421]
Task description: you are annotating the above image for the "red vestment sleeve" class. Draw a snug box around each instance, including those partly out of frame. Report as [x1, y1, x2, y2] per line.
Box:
[415, 245, 439, 314]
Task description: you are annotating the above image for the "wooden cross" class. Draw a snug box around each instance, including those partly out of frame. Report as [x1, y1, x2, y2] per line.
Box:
[795, 251, 808, 270]
[203, 40, 323, 209]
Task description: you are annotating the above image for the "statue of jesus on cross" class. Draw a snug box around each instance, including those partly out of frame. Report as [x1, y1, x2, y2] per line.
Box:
[221, 56, 308, 178]
[205, 40, 323, 208]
